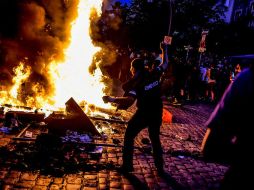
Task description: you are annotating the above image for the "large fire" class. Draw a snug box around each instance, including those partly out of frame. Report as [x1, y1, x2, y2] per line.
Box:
[49, 0, 108, 110]
[0, 0, 110, 112]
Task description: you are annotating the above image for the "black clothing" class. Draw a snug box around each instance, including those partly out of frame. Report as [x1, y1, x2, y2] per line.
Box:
[127, 67, 163, 110]
[204, 67, 254, 189]
[122, 65, 164, 170]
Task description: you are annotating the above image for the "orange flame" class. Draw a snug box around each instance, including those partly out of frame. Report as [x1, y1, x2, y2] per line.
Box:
[1, 0, 110, 112]
[49, 0, 108, 110]
[0, 62, 31, 107]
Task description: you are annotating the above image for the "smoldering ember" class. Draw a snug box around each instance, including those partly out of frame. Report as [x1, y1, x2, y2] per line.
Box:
[1, 0, 253, 189]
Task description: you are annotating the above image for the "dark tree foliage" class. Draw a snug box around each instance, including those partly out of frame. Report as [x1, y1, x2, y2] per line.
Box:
[124, 0, 254, 56]
[100, 0, 226, 54]
[172, 0, 223, 48]
[98, 1, 130, 47]
[208, 14, 254, 56]
[126, 0, 170, 50]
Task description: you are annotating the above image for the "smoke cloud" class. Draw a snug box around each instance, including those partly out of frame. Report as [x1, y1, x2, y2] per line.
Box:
[0, 0, 123, 107]
[0, 0, 79, 107]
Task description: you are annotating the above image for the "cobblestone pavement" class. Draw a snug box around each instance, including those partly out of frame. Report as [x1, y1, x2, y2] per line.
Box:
[0, 102, 229, 190]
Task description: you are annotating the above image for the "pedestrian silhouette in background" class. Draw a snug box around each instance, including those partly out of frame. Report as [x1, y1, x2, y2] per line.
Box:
[201, 57, 254, 190]
[102, 41, 168, 174]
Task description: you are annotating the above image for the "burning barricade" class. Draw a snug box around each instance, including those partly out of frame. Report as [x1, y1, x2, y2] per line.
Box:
[45, 97, 101, 136]
[0, 97, 130, 175]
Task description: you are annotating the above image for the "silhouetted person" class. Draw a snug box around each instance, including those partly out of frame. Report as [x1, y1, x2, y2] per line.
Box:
[201, 60, 254, 190]
[103, 42, 169, 174]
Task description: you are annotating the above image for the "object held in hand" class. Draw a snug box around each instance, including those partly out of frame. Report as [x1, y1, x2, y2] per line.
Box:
[163, 35, 172, 45]
[102, 96, 114, 103]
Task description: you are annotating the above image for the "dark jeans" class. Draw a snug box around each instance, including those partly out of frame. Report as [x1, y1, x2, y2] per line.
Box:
[122, 108, 163, 169]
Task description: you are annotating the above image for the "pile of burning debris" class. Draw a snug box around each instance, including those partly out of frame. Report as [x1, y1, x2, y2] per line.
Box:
[0, 97, 129, 175]
[0, 97, 128, 136]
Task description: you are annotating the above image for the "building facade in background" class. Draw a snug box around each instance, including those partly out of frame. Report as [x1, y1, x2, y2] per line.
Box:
[232, 0, 254, 27]
[217, 0, 254, 27]
[215, 0, 234, 23]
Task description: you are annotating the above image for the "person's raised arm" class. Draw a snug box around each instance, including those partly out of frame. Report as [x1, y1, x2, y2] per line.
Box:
[159, 42, 169, 71]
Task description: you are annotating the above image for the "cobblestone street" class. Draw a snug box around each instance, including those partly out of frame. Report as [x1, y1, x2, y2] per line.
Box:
[0, 102, 229, 190]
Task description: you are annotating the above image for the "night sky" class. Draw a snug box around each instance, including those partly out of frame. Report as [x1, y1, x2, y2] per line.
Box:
[120, 0, 131, 4]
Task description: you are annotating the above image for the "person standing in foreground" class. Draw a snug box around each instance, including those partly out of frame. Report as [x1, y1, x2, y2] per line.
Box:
[201, 60, 254, 190]
[103, 41, 169, 174]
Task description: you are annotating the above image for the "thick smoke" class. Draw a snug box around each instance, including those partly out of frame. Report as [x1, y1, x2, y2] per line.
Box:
[0, 0, 79, 107]
[89, 5, 125, 96]
[0, 0, 124, 107]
